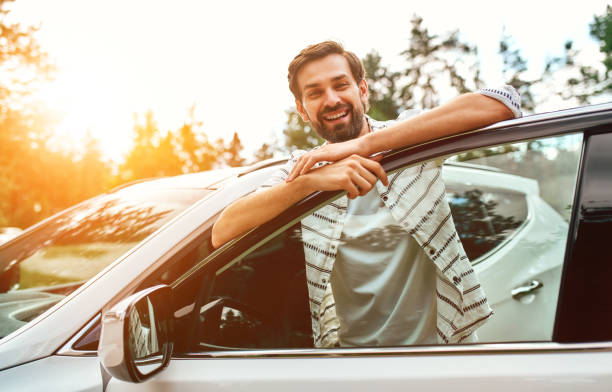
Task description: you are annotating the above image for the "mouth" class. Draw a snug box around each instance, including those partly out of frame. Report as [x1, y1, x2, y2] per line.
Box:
[322, 108, 350, 122]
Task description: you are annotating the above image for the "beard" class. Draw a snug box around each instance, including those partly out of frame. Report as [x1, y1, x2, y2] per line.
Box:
[311, 102, 365, 143]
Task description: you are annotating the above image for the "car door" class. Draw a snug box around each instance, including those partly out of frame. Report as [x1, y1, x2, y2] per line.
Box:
[106, 112, 612, 391]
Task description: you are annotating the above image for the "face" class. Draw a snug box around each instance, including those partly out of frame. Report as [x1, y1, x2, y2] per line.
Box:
[295, 54, 369, 143]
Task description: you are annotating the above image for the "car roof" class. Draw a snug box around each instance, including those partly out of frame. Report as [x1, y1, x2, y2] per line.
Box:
[480, 101, 612, 131]
[111, 158, 288, 192]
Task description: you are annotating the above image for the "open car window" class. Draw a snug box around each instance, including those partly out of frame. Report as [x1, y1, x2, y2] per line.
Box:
[173, 133, 582, 352]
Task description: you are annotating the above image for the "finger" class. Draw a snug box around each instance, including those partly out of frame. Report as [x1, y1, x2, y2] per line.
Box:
[354, 164, 379, 189]
[342, 177, 360, 199]
[355, 156, 388, 186]
[299, 156, 317, 176]
[287, 156, 306, 182]
[346, 187, 359, 199]
[350, 173, 374, 196]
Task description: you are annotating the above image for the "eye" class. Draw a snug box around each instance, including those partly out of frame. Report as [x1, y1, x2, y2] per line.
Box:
[336, 82, 350, 90]
[307, 90, 321, 99]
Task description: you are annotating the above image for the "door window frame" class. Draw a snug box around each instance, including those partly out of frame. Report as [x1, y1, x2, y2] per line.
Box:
[171, 124, 611, 358]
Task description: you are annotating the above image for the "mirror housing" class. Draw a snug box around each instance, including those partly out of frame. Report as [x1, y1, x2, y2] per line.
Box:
[99, 284, 172, 383]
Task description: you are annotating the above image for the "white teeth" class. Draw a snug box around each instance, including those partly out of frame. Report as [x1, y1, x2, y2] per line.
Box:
[325, 111, 347, 120]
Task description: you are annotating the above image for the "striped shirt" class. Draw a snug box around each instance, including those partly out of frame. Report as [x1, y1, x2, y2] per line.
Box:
[260, 85, 521, 347]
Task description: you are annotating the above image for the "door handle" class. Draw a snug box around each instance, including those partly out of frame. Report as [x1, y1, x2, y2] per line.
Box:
[511, 280, 543, 300]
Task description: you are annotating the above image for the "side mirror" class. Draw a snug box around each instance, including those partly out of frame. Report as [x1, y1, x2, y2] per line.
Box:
[99, 285, 172, 383]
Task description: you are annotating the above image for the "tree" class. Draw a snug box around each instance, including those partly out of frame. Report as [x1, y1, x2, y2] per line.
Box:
[571, 5, 612, 101]
[533, 6, 612, 106]
[281, 109, 324, 152]
[398, 15, 481, 110]
[0, 1, 63, 228]
[590, 6, 612, 78]
[279, 15, 482, 152]
[218, 132, 246, 167]
[252, 141, 277, 163]
[74, 131, 113, 200]
[176, 122, 219, 172]
[499, 34, 539, 112]
[363, 51, 402, 121]
[118, 108, 251, 184]
[120, 111, 183, 182]
[0, 0, 53, 113]
[175, 106, 220, 172]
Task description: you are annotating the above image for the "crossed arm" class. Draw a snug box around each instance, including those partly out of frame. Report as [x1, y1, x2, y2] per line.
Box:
[211, 92, 516, 249]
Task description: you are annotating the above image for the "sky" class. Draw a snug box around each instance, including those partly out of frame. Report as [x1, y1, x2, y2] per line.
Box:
[7, 0, 610, 161]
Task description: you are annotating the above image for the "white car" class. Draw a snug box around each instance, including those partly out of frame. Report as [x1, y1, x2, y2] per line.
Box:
[1, 103, 611, 391]
[0, 227, 22, 246]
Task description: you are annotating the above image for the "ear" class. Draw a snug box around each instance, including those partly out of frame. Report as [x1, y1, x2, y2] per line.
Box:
[358, 79, 369, 108]
[295, 99, 310, 122]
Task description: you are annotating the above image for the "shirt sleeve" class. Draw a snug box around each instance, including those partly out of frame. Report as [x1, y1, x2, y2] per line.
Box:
[476, 85, 522, 118]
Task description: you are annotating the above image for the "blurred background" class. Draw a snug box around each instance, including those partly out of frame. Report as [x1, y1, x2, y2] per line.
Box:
[0, 0, 610, 229]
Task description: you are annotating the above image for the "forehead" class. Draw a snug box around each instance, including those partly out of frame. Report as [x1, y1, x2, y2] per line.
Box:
[297, 54, 354, 91]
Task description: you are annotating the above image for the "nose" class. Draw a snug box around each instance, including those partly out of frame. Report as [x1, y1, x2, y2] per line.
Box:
[323, 88, 342, 108]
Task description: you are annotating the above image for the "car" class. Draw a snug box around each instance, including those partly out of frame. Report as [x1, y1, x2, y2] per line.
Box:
[0, 103, 611, 391]
[0, 227, 22, 246]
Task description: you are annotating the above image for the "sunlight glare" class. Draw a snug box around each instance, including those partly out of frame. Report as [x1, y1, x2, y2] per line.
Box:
[34, 68, 131, 158]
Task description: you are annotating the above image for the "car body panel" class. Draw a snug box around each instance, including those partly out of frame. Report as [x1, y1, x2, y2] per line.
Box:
[0, 355, 100, 391]
[106, 349, 612, 391]
[475, 196, 567, 341]
[0, 228, 23, 246]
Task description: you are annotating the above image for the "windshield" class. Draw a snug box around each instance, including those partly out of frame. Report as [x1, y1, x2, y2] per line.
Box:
[0, 186, 210, 338]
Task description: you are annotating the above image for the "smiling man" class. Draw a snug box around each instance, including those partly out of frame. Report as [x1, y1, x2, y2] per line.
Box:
[293, 53, 368, 143]
[212, 41, 521, 348]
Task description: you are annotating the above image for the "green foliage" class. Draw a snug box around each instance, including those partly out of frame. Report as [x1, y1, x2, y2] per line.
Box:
[119, 111, 248, 183]
[282, 109, 324, 152]
[539, 6, 612, 105]
[363, 15, 483, 122]
[119, 110, 249, 185]
[252, 142, 276, 163]
[399, 16, 481, 109]
[0, 109, 112, 228]
[279, 15, 481, 152]
[363, 51, 401, 121]
[0, 0, 53, 111]
[591, 5, 612, 75]
[0, 2, 110, 228]
[218, 132, 246, 167]
[119, 111, 183, 182]
[499, 34, 538, 112]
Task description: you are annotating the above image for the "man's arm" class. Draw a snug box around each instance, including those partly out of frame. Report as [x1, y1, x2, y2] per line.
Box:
[287, 91, 519, 181]
[211, 176, 313, 248]
[211, 155, 388, 248]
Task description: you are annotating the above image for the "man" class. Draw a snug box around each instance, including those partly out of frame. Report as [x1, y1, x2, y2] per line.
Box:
[212, 41, 521, 348]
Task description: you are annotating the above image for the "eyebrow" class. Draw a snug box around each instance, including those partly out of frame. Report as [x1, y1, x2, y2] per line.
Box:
[303, 74, 350, 91]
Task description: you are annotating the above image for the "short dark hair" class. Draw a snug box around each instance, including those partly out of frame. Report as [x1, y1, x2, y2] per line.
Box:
[288, 41, 365, 101]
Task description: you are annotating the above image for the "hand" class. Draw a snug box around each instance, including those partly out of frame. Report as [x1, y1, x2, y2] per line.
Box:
[287, 137, 368, 182]
[304, 155, 388, 199]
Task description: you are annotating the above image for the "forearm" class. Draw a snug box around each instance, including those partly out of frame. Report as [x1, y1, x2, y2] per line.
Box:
[211, 175, 313, 248]
[359, 93, 515, 156]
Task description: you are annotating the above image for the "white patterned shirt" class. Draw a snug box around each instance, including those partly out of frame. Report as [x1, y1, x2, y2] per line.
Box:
[260, 86, 522, 347]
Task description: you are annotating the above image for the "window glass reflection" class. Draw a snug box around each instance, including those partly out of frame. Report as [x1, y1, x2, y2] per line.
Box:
[0, 187, 208, 338]
[446, 185, 527, 261]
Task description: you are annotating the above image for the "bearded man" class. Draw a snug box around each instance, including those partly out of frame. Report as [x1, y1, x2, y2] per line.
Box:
[212, 41, 521, 347]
